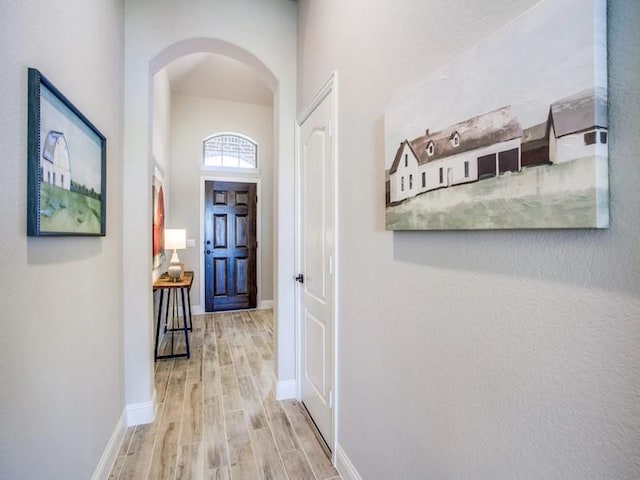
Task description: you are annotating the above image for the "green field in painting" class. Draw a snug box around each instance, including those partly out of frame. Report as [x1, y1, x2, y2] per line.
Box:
[386, 157, 608, 230]
[387, 189, 598, 230]
[39, 183, 102, 234]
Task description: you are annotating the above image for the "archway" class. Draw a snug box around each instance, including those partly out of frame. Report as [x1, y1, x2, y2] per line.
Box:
[149, 37, 278, 89]
[122, 35, 297, 423]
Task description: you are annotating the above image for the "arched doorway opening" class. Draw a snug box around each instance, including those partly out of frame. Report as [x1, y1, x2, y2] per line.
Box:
[152, 49, 275, 314]
[122, 36, 297, 423]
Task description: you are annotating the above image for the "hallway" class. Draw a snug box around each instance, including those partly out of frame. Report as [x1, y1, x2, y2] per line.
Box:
[110, 310, 340, 480]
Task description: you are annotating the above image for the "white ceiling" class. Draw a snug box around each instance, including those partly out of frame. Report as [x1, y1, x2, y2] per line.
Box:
[165, 53, 273, 106]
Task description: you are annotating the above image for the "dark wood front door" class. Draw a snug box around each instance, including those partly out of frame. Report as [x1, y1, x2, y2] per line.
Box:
[204, 181, 257, 312]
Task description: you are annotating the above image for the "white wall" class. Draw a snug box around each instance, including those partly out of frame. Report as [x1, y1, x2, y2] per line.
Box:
[170, 94, 274, 309]
[123, 0, 297, 410]
[0, 1, 125, 478]
[153, 70, 172, 178]
[152, 69, 172, 279]
[298, 1, 640, 479]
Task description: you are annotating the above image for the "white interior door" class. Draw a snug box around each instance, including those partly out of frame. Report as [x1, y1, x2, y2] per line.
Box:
[298, 85, 335, 450]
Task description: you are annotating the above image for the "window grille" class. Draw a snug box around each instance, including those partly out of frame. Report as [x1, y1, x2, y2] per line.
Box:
[203, 134, 257, 169]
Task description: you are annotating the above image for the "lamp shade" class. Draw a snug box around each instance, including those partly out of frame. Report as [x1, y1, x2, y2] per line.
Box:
[164, 228, 186, 250]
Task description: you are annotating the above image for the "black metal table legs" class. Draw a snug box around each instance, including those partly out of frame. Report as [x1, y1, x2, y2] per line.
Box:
[154, 286, 191, 360]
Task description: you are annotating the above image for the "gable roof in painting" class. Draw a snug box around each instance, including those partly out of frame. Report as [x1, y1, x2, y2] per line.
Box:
[522, 122, 549, 152]
[549, 87, 607, 138]
[43, 131, 65, 163]
[389, 139, 421, 174]
[406, 106, 522, 167]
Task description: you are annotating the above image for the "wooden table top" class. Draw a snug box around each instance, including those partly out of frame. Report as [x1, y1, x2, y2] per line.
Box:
[153, 270, 194, 289]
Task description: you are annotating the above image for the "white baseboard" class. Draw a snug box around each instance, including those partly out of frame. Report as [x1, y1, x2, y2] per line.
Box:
[191, 304, 204, 315]
[91, 410, 126, 480]
[258, 300, 274, 310]
[275, 380, 297, 400]
[126, 389, 157, 427]
[336, 444, 363, 480]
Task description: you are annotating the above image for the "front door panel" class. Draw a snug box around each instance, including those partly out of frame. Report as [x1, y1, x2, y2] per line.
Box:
[205, 181, 256, 312]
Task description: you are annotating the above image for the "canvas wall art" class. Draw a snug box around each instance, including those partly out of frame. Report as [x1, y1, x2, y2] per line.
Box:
[27, 68, 106, 236]
[152, 166, 166, 269]
[384, 0, 608, 230]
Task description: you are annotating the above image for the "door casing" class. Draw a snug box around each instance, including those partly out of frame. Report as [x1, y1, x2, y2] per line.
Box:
[295, 71, 339, 459]
[199, 175, 262, 312]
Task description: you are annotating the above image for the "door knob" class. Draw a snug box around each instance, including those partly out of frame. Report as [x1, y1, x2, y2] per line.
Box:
[295, 274, 304, 283]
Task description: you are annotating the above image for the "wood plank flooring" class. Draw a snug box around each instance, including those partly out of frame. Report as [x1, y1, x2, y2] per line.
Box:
[109, 310, 340, 480]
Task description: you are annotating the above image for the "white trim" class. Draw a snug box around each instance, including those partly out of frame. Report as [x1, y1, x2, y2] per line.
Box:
[258, 299, 274, 310]
[294, 71, 340, 460]
[336, 444, 364, 480]
[297, 73, 336, 124]
[199, 175, 263, 313]
[202, 131, 259, 143]
[201, 165, 262, 175]
[126, 389, 157, 426]
[191, 304, 205, 315]
[275, 379, 297, 400]
[90, 410, 127, 480]
[332, 71, 341, 465]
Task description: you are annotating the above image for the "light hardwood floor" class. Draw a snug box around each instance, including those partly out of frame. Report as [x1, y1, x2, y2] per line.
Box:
[109, 310, 340, 480]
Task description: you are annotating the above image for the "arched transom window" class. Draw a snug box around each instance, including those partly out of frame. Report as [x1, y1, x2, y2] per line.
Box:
[203, 133, 258, 169]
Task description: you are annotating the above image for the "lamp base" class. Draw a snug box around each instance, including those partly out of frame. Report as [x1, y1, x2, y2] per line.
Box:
[168, 249, 183, 281]
[168, 263, 182, 282]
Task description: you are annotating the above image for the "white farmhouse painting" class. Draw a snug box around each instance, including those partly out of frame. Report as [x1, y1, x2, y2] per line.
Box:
[384, 0, 608, 230]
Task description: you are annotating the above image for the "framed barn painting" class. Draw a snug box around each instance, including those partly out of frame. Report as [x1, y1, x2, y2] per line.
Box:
[385, 0, 608, 230]
[27, 68, 106, 236]
[152, 166, 166, 269]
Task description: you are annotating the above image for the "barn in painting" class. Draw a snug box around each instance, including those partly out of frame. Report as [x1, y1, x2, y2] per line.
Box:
[387, 89, 608, 208]
[548, 88, 608, 165]
[389, 106, 523, 204]
[41, 130, 71, 190]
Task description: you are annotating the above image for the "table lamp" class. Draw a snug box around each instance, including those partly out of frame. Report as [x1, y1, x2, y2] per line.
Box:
[165, 228, 186, 281]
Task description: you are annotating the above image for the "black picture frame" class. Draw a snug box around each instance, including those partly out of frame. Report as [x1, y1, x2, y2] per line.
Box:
[27, 68, 106, 236]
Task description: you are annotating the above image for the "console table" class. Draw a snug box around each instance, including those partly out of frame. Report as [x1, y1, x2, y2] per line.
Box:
[153, 271, 193, 360]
